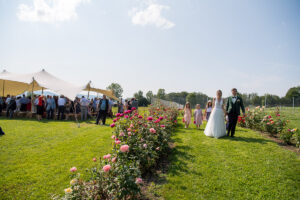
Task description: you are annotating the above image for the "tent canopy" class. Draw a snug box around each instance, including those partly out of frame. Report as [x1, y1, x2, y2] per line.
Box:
[84, 82, 119, 101]
[1, 69, 119, 100]
[0, 70, 37, 96]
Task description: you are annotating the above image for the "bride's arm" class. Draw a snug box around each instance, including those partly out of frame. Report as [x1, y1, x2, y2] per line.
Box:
[222, 99, 226, 115]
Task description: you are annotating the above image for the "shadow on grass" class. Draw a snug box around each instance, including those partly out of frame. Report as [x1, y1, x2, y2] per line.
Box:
[220, 135, 273, 144]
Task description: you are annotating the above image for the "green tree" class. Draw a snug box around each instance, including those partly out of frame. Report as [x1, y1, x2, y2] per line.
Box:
[146, 91, 153, 102]
[157, 89, 166, 99]
[106, 83, 123, 98]
[133, 90, 144, 100]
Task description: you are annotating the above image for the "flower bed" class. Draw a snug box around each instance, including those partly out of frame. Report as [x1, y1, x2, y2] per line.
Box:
[238, 106, 299, 147]
[55, 105, 178, 200]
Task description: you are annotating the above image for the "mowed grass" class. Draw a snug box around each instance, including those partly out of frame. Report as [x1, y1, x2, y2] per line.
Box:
[0, 118, 114, 200]
[153, 119, 300, 200]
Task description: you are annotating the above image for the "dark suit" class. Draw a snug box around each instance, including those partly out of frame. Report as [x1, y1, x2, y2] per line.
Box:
[226, 96, 245, 137]
[96, 99, 109, 125]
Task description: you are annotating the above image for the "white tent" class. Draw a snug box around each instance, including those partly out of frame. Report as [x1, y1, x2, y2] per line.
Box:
[0, 70, 35, 96]
[1, 69, 86, 100]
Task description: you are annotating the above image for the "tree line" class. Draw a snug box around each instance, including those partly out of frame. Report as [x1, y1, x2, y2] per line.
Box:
[107, 83, 300, 108]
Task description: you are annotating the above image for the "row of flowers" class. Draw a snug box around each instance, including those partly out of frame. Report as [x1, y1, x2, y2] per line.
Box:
[55, 105, 178, 200]
[238, 106, 300, 147]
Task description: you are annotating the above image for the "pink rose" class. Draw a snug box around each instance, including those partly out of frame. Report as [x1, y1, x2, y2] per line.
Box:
[111, 135, 116, 139]
[160, 125, 165, 128]
[112, 157, 117, 163]
[116, 113, 120, 117]
[128, 132, 132, 136]
[143, 144, 147, 148]
[138, 115, 143, 119]
[135, 178, 143, 184]
[149, 128, 156, 134]
[110, 123, 116, 128]
[115, 140, 121, 145]
[120, 145, 129, 152]
[131, 107, 136, 110]
[119, 131, 125, 137]
[113, 119, 117, 123]
[70, 167, 77, 172]
[154, 119, 160, 123]
[103, 154, 111, 159]
[130, 124, 134, 128]
[120, 113, 124, 117]
[156, 147, 160, 151]
[127, 128, 132, 132]
[92, 158, 97, 162]
[159, 116, 164, 120]
[124, 115, 129, 119]
[103, 165, 111, 172]
[147, 116, 153, 121]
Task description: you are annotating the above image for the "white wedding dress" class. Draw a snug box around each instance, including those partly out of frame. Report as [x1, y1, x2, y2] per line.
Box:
[204, 98, 226, 138]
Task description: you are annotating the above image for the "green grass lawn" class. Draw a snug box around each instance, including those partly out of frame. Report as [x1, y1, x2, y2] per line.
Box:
[0, 118, 114, 200]
[1, 109, 300, 200]
[152, 119, 300, 200]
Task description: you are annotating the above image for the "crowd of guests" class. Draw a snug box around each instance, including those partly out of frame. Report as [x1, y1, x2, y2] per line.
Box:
[0, 94, 139, 126]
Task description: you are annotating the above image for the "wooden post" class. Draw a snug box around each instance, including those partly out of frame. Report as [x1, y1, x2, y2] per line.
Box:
[2, 80, 4, 97]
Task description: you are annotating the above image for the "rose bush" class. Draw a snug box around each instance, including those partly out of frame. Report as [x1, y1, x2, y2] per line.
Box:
[55, 105, 178, 200]
[237, 106, 300, 146]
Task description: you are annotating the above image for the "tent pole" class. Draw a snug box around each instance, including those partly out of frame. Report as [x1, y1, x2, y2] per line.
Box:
[31, 78, 34, 112]
[42, 87, 44, 95]
[2, 80, 4, 97]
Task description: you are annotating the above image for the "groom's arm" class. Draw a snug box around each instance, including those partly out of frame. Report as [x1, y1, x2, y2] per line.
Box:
[226, 98, 229, 114]
[240, 97, 245, 115]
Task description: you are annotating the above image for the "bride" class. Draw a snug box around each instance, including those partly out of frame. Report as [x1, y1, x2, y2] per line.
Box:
[204, 90, 226, 138]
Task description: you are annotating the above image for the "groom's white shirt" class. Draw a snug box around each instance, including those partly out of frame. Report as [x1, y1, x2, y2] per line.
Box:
[232, 96, 237, 104]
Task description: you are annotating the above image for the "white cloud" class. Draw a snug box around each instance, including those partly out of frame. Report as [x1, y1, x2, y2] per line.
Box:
[129, 3, 175, 30]
[17, 0, 90, 23]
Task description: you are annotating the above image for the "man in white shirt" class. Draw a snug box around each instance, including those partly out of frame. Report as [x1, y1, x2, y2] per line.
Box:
[80, 96, 90, 120]
[57, 95, 66, 120]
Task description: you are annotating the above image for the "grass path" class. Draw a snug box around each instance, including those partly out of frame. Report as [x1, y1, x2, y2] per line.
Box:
[153, 119, 300, 200]
[0, 118, 113, 200]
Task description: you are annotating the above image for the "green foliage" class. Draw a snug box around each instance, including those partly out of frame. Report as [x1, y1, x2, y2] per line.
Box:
[57, 105, 178, 200]
[106, 83, 123, 98]
[146, 91, 153, 102]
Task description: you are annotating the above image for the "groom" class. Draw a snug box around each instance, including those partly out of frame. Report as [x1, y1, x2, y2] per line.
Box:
[226, 88, 245, 137]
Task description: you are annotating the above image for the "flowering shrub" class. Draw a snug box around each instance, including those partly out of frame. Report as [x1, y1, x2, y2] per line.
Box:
[238, 106, 288, 136]
[55, 105, 178, 200]
[236, 106, 300, 146]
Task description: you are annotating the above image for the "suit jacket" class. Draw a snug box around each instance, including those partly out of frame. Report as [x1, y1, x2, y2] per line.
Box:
[99, 99, 109, 112]
[226, 96, 245, 115]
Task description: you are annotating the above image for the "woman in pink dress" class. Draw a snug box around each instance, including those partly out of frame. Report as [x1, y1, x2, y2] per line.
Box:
[194, 104, 203, 129]
[183, 102, 192, 128]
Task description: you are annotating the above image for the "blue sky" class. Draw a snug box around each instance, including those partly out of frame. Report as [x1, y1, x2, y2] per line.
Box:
[0, 0, 299, 98]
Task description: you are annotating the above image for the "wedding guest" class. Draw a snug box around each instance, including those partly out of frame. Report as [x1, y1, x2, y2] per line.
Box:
[20, 94, 29, 111]
[96, 95, 109, 125]
[205, 100, 213, 121]
[74, 97, 81, 119]
[124, 99, 129, 110]
[26, 97, 32, 112]
[34, 95, 39, 113]
[0, 97, 4, 116]
[36, 95, 44, 120]
[117, 99, 124, 113]
[5, 95, 11, 106]
[194, 104, 203, 129]
[16, 96, 21, 112]
[57, 95, 66, 120]
[0, 126, 4, 135]
[184, 102, 192, 128]
[80, 96, 89, 121]
[108, 98, 114, 118]
[46, 96, 56, 119]
[7, 96, 16, 118]
[131, 98, 138, 110]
